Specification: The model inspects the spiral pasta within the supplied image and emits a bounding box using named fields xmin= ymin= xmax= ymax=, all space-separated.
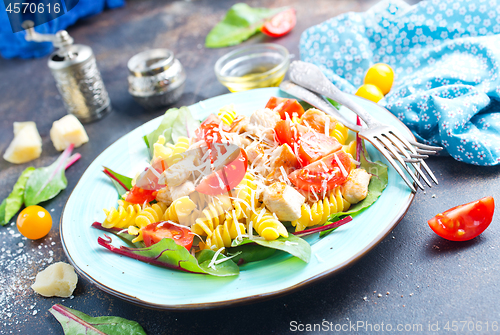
xmin=330 ymin=122 xmax=349 ymax=145
xmin=102 ymin=200 xmax=142 ymax=229
xmin=163 ymin=196 xmax=198 ymax=226
xmin=291 ymin=188 xmax=351 ymax=232
xmin=152 ymin=135 xmax=174 ymax=162
xmin=202 ymin=212 xmax=246 ymax=251
xmin=218 ymin=104 xmax=237 ymax=126
xmin=127 ymin=203 xmax=168 ymax=242
xmin=168 ymin=137 xmax=190 ymax=165
xmin=249 ymin=207 xmax=288 ymax=241
xmin=191 ymin=196 xmax=232 ymax=237
xmin=232 ymin=172 xmax=258 ymax=220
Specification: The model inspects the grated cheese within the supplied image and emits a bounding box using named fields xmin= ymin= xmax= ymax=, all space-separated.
xmin=334 ymin=153 xmax=348 ymax=178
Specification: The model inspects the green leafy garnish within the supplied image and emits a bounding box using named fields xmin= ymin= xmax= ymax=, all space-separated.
xmin=232 ymin=234 xmax=311 ymax=263
xmin=98 ymin=235 xmax=239 ymax=277
xmin=24 ymin=144 xmax=74 ymax=207
xmin=49 ymin=304 xmax=146 ymax=335
xmin=144 ymin=107 xmax=200 ymax=155
xmin=0 ymin=167 xmax=35 ymax=226
xmin=103 ymin=167 xmax=132 ymax=197
xmin=205 ymin=3 xmax=285 ymax=48
xmin=227 ymin=243 xmax=276 ymax=265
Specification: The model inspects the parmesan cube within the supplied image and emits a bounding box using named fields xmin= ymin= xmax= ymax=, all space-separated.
xmin=31 ymin=262 xmax=78 ymax=298
xmin=3 ymin=121 xmax=42 ymax=164
xmin=50 ymin=114 xmax=89 ymax=151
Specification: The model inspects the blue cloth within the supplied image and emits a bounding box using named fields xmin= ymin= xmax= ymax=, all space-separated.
xmin=300 ymin=0 xmax=500 ymax=166
xmin=0 ymin=0 xmax=124 ymax=59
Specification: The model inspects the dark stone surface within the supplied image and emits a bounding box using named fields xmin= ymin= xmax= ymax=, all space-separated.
xmin=0 ymin=0 xmax=499 ymax=334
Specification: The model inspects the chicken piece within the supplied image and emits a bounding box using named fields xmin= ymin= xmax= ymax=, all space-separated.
xmin=249 ymin=108 xmax=281 ymax=128
xmin=341 ymin=168 xmax=372 ymax=204
xmin=270 ymin=143 xmax=299 ymax=172
xmin=222 ymin=132 xmax=252 ymax=148
xmin=161 ymin=155 xmax=196 ymax=188
xmin=245 ymin=142 xmax=266 ymax=165
xmin=263 ymin=182 xmax=305 ymax=221
xmin=156 ymin=187 xmax=173 ymax=206
xmin=229 ymin=115 xmax=250 ymax=134
xmin=170 ymin=181 xmax=196 ymax=201
xmin=300 ymin=108 xmax=337 ymax=135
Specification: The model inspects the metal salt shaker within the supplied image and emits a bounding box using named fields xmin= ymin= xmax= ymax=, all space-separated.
xmin=24 ymin=22 xmax=111 ymax=123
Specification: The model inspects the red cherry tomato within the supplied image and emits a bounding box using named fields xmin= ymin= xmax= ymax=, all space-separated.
xmin=196 ymin=148 xmax=248 ymax=196
xmin=265 ymin=97 xmax=304 ymax=120
xmin=288 ymin=151 xmax=351 ymax=193
xmin=194 ymin=114 xmax=230 ymax=146
xmin=142 ymin=221 xmax=194 ymax=250
xmin=274 ymin=119 xmax=298 ymax=148
xmin=125 ymin=186 xmax=156 ymax=204
xmin=261 ymin=8 xmax=296 ymax=38
xmin=428 ymin=196 xmax=495 ymax=241
xmin=297 ymin=132 xmax=342 ymax=166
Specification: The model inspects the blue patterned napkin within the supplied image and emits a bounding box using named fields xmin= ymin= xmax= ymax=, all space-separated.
xmin=300 ymin=0 xmax=500 ymax=166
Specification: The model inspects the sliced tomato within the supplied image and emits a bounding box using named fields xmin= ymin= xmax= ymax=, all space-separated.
xmin=265 ymin=97 xmax=305 ymax=120
xmin=261 ymin=8 xmax=296 ymax=38
xmin=194 ymin=114 xmax=230 ymax=146
xmin=288 ymin=151 xmax=351 ymax=193
xmin=428 ymin=196 xmax=495 ymax=241
xmin=142 ymin=221 xmax=194 ymax=250
xmin=196 ymin=148 xmax=248 ymax=196
xmin=298 ymin=132 xmax=342 ymax=166
xmin=125 ymin=186 xmax=157 ymax=204
xmin=274 ymin=119 xmax=298 ymax=148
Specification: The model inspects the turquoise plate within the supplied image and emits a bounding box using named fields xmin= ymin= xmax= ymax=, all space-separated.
xmin=61 ymin=87 xmax=415 ymax=310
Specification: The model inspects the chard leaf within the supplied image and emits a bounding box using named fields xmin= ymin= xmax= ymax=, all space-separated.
xmin=196 ymin=249 xmax=240 ymax=276
xmin=23 ymin=145 xmax=74 ymax=207
xmin=232 ymin=234 xmax=311 ymax=263
xmin=320 ymin=151 xmax=388 ymax=237
xmin=0 ymin=167 xmax=35 ymax=226
xmin=103 ymin=167 xmax=132 ymax=197
xmin=97 ymin=235 xmax=239 ymax=276
xmin=92 ymin=222 xmax=144 ymax=248
xmin=205 ymin=3 xmax=284 ymax=48
xmin=145 ymin=107 xmax=199 ymax=156
xmin=227 ymin=243 xmax=276 ymax=265
xmin=49 ymin=304 xmax=146 ymax=335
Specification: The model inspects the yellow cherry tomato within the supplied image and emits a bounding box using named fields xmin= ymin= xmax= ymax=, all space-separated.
xmin=355 ymin=84 xmax=384 ymax=103
xmin=17 ymin=205 xmax=52 ymax=240
xmin=364 ymin=63 xmax=394 ymax=95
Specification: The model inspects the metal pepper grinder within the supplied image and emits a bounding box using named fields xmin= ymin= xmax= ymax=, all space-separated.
xmin=24 ymin=21 xmax=111 ymax=123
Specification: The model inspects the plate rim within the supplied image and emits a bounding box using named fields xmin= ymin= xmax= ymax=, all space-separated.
xmin=60 ymin=87 xmax=416 ymax=310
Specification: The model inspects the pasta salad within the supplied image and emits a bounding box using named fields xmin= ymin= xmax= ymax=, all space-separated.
xmin=93 ymin=97 xmax=387 ymax=277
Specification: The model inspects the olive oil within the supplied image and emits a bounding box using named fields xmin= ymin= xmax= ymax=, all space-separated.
xmin=223 ymin=63 xmax=286 ymax=93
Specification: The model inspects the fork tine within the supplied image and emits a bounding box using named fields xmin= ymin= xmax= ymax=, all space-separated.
xmin=407 ymin=138 xmax=443 ymax=151
xmin=384 ymin=133 xmax=432 ymax=187
xmin=365 ymin=137 xmax=417 ymax=192
xmin=415 ymin=148 xmax=439 ymax=155
xmin=376 ymin=135 xmax=424 ymax=190
xmin=388 ymin=130 xmax=439 ymax=185
xmin=408 ymin=152 xmax=429 ymax=159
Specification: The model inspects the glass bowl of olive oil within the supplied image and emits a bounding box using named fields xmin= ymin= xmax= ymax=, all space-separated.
xmin=215 ymin=43 xmax=290 ymax=93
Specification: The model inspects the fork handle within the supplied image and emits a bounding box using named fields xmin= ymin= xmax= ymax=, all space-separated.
xmin=279 ymin=81 xmax=362 ymax=132
xmin=289 ymin=61 xmax=380 ymax=127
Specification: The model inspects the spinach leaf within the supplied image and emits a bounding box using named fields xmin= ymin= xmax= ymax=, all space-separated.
xmin=49 ymin=304 xmax=146 ymax=335
xmin=23 ymin=145 xmax=74 ymax=207
xmin=0 ymin=167 xmax=35 ymax=226
xmin=196 ymin=249 xmax=241 ymax=276
xmin=227 ymin=243 xmax=276 ymax=265
xmin=103 ymin=167 xmax=132 ymax=197
xmin=92 ymin=222 xmax=144 ymax=248
xmin=320 ymin=152 xmax=388 ymax=237
xmin=98 ymin=235 xmax=239 ymax=277
xmin=232 ymin=234 xmax=311 ymax=263
xmin=205 ymin=3 xmax=284 ymax=48
xmin=145 ymin=107 xmax=200 ymax=156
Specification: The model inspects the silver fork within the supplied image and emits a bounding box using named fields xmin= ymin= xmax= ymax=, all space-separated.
xmin=282 ymin=61 xmax=443 ymax=192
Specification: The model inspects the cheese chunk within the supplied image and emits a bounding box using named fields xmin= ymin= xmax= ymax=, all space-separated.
xmin=263 ymin=182 xmax=305 ymax=221
xmin=50 ymin=114 xmax=89 ymax=151
xmin=3 ymin=121 xmax=42 ymax=164
xmin=31 ymin=262 xmax=78 ymax=298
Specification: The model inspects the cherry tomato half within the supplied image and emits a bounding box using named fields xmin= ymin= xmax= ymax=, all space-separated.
xmin=297 ymin=132 xmax=342 ymax=167
xmin=261 ymin=8 xmax=296 ymax=38
xmin=17 ymin=205 xmax=52 ymax=240
xmin=288 ymin=150 xmax=351 ymax=193
xmin=364 ymin=63 xmax=394 ymax=95
xmin=274 ymin=119 xmax=298 ymax=148
xmin=194 ymin=114 xmax=230 ymax=147
xmin=265 ymin=97 xmax=304 ymax=120
xmin=125 ymin=186 xmax=157 ymax=204
xmin=428 ymin=196 xmax=495 ymax=241
xmin=142 ymin=221 xmax=194 ymax=250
